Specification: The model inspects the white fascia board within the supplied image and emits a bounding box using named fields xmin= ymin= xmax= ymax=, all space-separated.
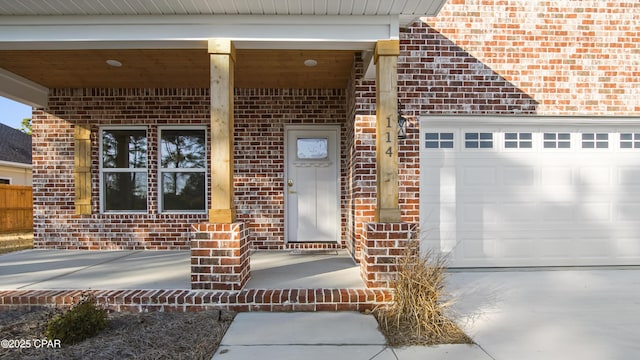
xmin=0 ymin=160 xmax=32 ymax=169
xmin=0 ymin=68 xmax=48 ymax=108
xmin=0 ymin=15 xmax=399 ymax=49
xmin=421 ymin=115 xmax=640 ymax=128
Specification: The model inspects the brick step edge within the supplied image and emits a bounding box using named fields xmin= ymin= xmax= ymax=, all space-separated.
xmin=0 ymin=288 xmax=392 ymax=312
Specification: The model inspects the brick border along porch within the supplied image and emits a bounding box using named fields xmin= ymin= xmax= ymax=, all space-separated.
xmin=0 ymin=288 xmax=391 ymax=312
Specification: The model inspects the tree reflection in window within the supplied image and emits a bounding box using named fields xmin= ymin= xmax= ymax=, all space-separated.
xmin=101 ymin=129 xmax=147 ymax=211
xmin=160 ymin=129 xmax=206 ymax=212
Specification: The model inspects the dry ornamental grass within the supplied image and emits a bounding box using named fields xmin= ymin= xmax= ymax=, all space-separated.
xmin=0 ymin=307 xmax=234 ymax=360
xmin=374 ymin=240 xmax=472 ymax=347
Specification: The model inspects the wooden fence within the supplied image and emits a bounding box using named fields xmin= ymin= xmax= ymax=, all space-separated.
xmin=0 ymin=184 xmax=33 ymax=233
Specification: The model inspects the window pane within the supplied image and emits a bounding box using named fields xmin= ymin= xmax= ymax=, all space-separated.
xmin=480 ymin=141 xmax=493 ymax=148
xmin=441 ymin=133 xmax=454 ymax=140
xmin=559 ymin=133 xmax=570 ymax=140
xmin=104 ymin=173 xmax=147 ymax=211
xmin=297 ymin=138 xmax=328 ymax=159
xmin=621 ymin=133 xmax=632 ymax=140
xmin=425 ymin=133 xmax=439 ymax=140
xmin=102 ymin=130 xmax=147 ymax=169
xmin=162 ymin=173 xmax=205 ymax=211
xmin=161 ymin=130 xmax=206 ymax=169
xmin=544 ymin=133 xmax=556 ymax=140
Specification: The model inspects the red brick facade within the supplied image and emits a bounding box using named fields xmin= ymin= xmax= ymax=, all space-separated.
xmin=424 ymin=0 xmax=640 ymax=115
xmin=33 ymin=89 xmax=210 ymax=250
xmin=191 ymin=222 xmax=250 ymax=290
xmin=234 ymin=88 xmax=347 ymax=250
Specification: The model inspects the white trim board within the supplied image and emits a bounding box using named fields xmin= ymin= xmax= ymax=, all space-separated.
xmin=421 ymin=115 xmax=640 ymax=128
xmin=0 ymin=15 xmax=399 ymax=49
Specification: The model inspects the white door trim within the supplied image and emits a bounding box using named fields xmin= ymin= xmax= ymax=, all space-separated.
xmin=284 ymin=124 xmax=341 ymax=244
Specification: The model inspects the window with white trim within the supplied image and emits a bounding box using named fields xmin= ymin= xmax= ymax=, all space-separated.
xmin=620 ymin=133 xmax=640 ymax=149
xmin=159 ymin=128 xmax=206 ymax=212
xmin=544 ymin=132 xmax=571 ymax=148
xmin=582 ymin=133 xmax=608 ymax=149
xmin=505 ymin=132 xmax=533 ymax=148
xmin=0 ymin=178 xmax=11 ymax=185
xmin=100 ymin=128 xmax=148 ymax=212
xmin=425 ymin=132 xmax=454 ymax=149
xmin=465 ymin=132 xmax=493 ymax=149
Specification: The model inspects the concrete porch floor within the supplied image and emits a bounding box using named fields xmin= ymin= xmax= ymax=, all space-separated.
xmin=0 ymin=249 xmax=364 ymax=290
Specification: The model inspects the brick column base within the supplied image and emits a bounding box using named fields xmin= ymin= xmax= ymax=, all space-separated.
xmin=360 ymin=222 xmax=418 ymax=288
xmin=190 ymin=222 xmax=250 ymax=290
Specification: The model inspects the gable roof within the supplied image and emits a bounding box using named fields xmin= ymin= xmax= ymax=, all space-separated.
xmin=0 ymin=122 xmax=31 ymax=165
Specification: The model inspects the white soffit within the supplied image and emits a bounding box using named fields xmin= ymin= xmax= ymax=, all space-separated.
xmin=0 ymin=0 xmax=446 ymax=23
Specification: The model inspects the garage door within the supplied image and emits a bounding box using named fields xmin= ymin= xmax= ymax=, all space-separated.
xmin=420 ymin=117 xmax=640 ymax=267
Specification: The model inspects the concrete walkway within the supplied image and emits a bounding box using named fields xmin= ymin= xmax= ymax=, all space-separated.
xmin=214 ymin=269 xmax=640 ymax=360
xmin=213 ymin=312 xmax=489 ymax=360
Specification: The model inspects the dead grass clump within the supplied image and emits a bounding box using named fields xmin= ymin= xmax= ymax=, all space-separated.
xmin=374 ymin=241 xmax=472 ymax=347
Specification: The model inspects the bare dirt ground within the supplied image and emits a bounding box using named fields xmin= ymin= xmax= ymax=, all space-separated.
xmin=0 ymin=233 xmax=233 ymax=359
xmin=0 ymin=307 xmax=234 ymax=360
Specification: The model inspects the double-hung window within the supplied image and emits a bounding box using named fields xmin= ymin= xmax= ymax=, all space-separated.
xmin=159 ymin=128 xmax=206 ymax=212
xmin=100 ymin=128 xmax=148 ymax=212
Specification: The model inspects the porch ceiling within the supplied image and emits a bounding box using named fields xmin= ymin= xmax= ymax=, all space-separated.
xmin=0 ymin=0 xmax=446 ymax=25
xmin=0 ymin=49 xmax=357 ymax=89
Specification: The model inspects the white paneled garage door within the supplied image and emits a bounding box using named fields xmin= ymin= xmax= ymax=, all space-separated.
xmin=420 ymin=117 xmax=640 ymax=267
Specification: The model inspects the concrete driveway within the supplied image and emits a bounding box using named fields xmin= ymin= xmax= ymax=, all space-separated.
xmin=447 ymin=269 xmax=640 ymax=360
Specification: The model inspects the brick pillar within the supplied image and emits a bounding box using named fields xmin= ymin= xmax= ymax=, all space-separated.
xmin=190 ymin=222 xmax=250 ymax=290
xmin=360 ymin=222 xmax=418 ymax=288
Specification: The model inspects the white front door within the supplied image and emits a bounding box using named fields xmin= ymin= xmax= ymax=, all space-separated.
xmin=285 ymin=126 xmax=340 ymax=243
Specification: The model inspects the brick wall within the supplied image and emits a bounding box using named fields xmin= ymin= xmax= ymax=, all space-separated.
xmin=33 ymin=88 xmax=348 ymax=250
xmin=424 ymin=0 xmax=640 ymax=115
xmin=234 ymin=88 xmax=348 ymax=250
xmin=33 ymin=88 xmax=210 ymax=250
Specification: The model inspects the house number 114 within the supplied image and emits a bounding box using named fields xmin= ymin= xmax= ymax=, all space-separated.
xmin=385 ymin=116 xmax=393 ymax=157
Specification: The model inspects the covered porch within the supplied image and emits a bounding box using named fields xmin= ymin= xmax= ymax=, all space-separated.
xmin=0 ymin=0 xmax=446 ymax=294
xmin=0 ymin=249 xmax=363 ymax=290
xmin=0 ymin=249 xmax=384 ymax=312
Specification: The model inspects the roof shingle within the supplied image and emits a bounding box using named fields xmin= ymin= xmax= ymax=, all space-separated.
xmin=0 ymin=123 xmax=32 ymax=165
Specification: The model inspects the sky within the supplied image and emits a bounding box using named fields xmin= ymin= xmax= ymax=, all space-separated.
xmin=0 ymin=96 xmax=33 ymax=130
